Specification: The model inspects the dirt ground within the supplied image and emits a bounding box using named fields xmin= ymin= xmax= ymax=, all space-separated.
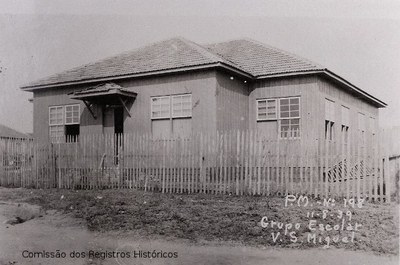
xmin=0 ymin=188 xmax=399 ymax=265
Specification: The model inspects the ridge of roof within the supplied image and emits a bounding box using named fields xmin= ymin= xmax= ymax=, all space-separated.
xmin=205 ymin=38 xmax=324 ymax=77
xmin=240 ymin=38 xmax=325 ymax=70
xmin=21 ymin=37 xmax=225 ymax=89
xmin=19 ymin=37 xmax=385 ymax=108
xmin=21 ymin=37 xmax=324 ymax=89
xmin=175 ymin=37 xmax=221 ymax=63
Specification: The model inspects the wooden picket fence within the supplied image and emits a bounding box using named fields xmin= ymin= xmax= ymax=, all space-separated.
xmin=0 ymin=130 xmax=397 ymax=202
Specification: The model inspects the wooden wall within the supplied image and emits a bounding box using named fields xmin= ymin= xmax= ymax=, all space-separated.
xmin=249 ymin=76 xmax=320 ymax=148
xmin=215 ymin=72 xmax=250 ymax=132
xmin=32 ymin=70 xmax=382 ymax=148
xmin=316 ymin=76 xmax=379 ymax=148
xmin=33 ymin=70 xmax=222 ymax=142
xmin=33 ymin=70 xmax=219 ymax=142
xmin=119 ymin=70 xmax=217 ymax=136
xmin=33 ymin=85 xmax=104 ymax=143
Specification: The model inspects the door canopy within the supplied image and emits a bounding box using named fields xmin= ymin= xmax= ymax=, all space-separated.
xmin=70 ymin=82 xmax=137 ymax=118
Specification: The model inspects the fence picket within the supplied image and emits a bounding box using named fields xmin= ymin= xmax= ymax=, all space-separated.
xmin=0 ymin=129 xmax=396 ymax=204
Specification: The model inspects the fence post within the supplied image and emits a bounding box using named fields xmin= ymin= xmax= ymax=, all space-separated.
xmin=384 ymin=145 xmax=391 ymax=203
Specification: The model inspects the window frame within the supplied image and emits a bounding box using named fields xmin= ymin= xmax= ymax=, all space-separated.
xmin=340 ymin=105 xmax=350 ymax=144
xmin=151 ymin=94 xmax=193 ymax=139
xmin=48 ymin=104 xmax=81 ymax=143
xmin=325 ymin=120 xmax=335 ymax=141
xmin=151 ymin=94 xmax=193 ymax=120
xmin=49 ymin=106 xmax=64 ymax=126
xmin=279 ymin=117 xmax=300 ymax=139
xmin=278 ymin=97 xmax=301 ymax=139
xmin=341 ymin=105 xmax=350 ymax=126
xmin=256 ymin=98 xmax=278 ymax=121
xmin=171 ymin=94 xmax=192 ymax=118
xmin=325 ymin=98 xmax=335 ymax=122
xmin=151 ymin=95 xmax=171 ymax=120
xmin=278 ymin=97 xmax=300 ymax=120
xmin=323 ymin=99 xmax=336 ymax=141
xmin=64 ymin=104 xmax=80 ymax=125
xmin=49 ymin=125 xmax=64 ymax=143
xmin=341 ymin=124 xmax=349 ymax=144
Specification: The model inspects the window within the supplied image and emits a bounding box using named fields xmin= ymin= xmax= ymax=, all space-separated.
xmin=279 ymin=97 xmax=300 ymax=119
xmin=65 ymin=105 xmax=80 ymax=124
xmin=172 ymin=94 xmax=192 ymax=118
xmin=324 ymin=99 xmax=335 ymax=140
xmin=280 ymin=118 xmax=300 ymax=138
xmin=151 ymin=96 xmax=170 ymax=119
xmin=49 ymin=125 xmax=64 ymax=143
xmin=279 ymin=97 xmax=300 ymax=138
xmin=325 ymin=120 xmax=334 ymax=140
xmin=151 ymin=94 xmax=192 ymax=138
xmin=341 ymin=106 xmax=350 ymax=144
xmin=341 ymin=125 xmax=349 ymax=144
xmin=151 ymin=94 xmax=192 ymax=119
xmin=256 ymin=96 xmax=300 ymax=139
xmin=49 ymin=106 xmax=64 ymax=143
xmin=49 ymin=106 xmax=64 ymax=126
xmin=325 ymin=99 xmax=335 ymax=122
xmin=257 ymin=99 xmax=277 ymax=120
xmin=49 ymin=104 xmax=80 ymax=143
xmin=341 ymin=106 xmax=349 ymax=126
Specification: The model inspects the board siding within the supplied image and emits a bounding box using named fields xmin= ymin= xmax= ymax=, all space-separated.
xmin=120 ymin=70 xmax=217 ymax=136
xmin=33 ymin=70 xmax=218 ymax=142
xmin=249 ymin=76 xmax=320 ymax=151
xmin=317 ymin=77 xmax=379 ymax=151
xmin=32 ymin=70 xmax=381 ymax=150
xmin=33 ymin=86 xmax=103 ymax=143
xmin=215 ymin=72 xmax=250 ymax=132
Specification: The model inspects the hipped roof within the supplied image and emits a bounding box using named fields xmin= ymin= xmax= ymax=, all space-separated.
xmin=21 ymin=37 xmax=386 ymax=108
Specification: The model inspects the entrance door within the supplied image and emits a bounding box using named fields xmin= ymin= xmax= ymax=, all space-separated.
xmin=103 ymin=107 xmax=124 ymax=134
xmin=114 ymin=107 xmax=124 ymax=134
xmin=103 ymin=107 xmax=124 ymax=165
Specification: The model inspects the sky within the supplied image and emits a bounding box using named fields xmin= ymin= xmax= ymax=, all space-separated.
xmin=0 ymin=0 xmax=399 ymax=134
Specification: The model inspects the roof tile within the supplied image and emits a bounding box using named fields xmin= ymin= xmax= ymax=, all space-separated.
xmin=23 ymin=37 xmax=324 ymax=88
xmin=205 ymin=39 xmax=323 ymax=77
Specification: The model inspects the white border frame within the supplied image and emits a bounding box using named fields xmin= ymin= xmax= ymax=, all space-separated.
xmin=278 ymin=96 xmax=301 ymax=139
xmin=64 ymin=104 xmax=80 ymax=125
xmin=48 ymin=105 xmax=64 ymax=126
xmin=278 ymin=96 xmax=300 ymax=120
xmin=172 ymin=94 xmax=192 ymax=118
xmin=341 ymin=105 xmax=350 ymax=126
xmin=150 ymin=95 xmax=171 ymax=120
xmin=256 ymin=98 xmax=278 ymax=121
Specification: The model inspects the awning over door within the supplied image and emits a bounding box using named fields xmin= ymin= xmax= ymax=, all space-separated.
xmin=70 ymin=82 xmax=137 ymax=118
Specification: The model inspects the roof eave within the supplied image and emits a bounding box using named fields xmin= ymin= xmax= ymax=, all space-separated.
xmin=321 ymin=70 xmax=387 ymax=108
xmin=20 ymin=63 xmax=252 ymax=91
xmin=256 ymin=70 xmax=325 ymax=79
xmin=256 ymin=69 xmax=386 ymax=108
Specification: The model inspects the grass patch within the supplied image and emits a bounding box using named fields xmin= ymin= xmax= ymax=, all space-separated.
xmin=0 ymin=187 xmax=398 ymax=255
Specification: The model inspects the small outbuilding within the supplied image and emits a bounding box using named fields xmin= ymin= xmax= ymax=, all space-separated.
xmin=0 ymin=124 xmax=31 ymax=140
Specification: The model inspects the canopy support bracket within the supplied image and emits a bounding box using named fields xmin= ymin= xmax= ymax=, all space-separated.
xmin=118 ymin=96 xmax=131 ymax=117
xmin=83 ymin=100 xmax=97 ymax=119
